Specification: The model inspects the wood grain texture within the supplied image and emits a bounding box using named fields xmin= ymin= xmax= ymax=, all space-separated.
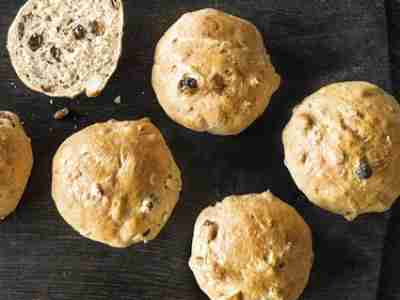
xmin=0 ymin=0 xmax=394 ymax=299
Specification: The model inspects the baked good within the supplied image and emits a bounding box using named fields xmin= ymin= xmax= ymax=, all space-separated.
xmin=189 ymin=191 xmax=313 ymax=300
xmin=283 ymin=81 xmax=400 ymax=220
xmin=0 ymin=111 xmax=33 ymax=219
xmin=152 ymin=8 xmax=281 ymax=135
xmin=7 ymin=0 xmax=124 ymax=98
xmin=52 ymin=118 xmax=182 ymax=247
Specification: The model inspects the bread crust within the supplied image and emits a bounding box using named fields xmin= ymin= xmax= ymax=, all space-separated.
xmin=152 ymin=8 xmax=280 ymax=135
xmin=0 ymin=112 xmax=33 ymax=219
xmin=283 ymin=81 xmax=400 ymax=220
xmin=7 ymin=0 xmax=124 ymax=98
xmin=189 ymin=191 xmax=313 ymax=300
xmin=52 ymin=119 xmax=182 ymax=247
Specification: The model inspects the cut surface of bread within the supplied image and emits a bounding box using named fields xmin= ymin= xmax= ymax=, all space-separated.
xmin=7 ymin=0 xmax=124 ymax=98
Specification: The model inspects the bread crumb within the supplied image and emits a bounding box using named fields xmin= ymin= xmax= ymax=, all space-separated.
xmin=114 ymin=96 xmax=121 ymax=104
xmin=54 ymin=108 xmax=70 ymax=120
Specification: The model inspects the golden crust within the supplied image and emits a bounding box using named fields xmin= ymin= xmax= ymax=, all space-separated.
xmin=283 ymin=81 xmax=400 ymax=220
xmin=0 ymin=111 xmax=33 ymax=219
xmin=51 ymin=118 xmax=182 ymax=247
xmin=189 ymin=191 xmax=313 ymax=300
xmin=152 ymin=8 xmax=280 ymax=135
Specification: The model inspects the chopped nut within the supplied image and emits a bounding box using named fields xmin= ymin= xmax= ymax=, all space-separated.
xmin=211 ymin=74 xmax=226 ymax=94
xmin=54 ymin=108 xmax=70 ymax=120
xmin=89 ymin=20 xmax=105 ymax=36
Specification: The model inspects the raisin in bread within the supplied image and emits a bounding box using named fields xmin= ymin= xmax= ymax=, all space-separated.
xmin=283 ymin=82 xmax=400 ymax=220
xmin=7 ymin=0 xmax=123 ymax=98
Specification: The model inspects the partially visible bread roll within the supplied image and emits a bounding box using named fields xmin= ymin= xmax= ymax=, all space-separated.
xmin=7 ymin=0 xmax=124 ymax=98
xmin=52 ymin=119 xmax=182 ymax=247
xmin=152 ymin=8 xmax=281 ymax=135
xmin=189 ymin=191 xmax=313 ymax=300
xmin=0 ymin=112 xmax=33 ymax=219
xmin=283 ymin=82 xmax=400 ymax=220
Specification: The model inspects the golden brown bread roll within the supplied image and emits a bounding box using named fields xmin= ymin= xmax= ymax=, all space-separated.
xmin=0 ymin=111 xmax=33 ymax=219
xmin=189 ymin=191 xmax=313 ymax=300
xmin=152 ymin=8 xmax=281 ymax=135
xmin=283 ymin=81 xmax=400 ymax=220
xmin=52 ymin=118 xmax=182 ymax=247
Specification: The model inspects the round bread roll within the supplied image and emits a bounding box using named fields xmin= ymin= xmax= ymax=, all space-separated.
xmin=52 ymin=119 xmax=182 ymax=247
xmin=152 ymin=8 xmax=281 ymax=135
xmin=283 ymin=81 xmax=400 ymax=220
xmin=189 ymin=191 xmax=313 ymax=300
xmin=0 ymin=111 xmax=33 ymax=219
xmin=7 ymin=0 xmax=124 ymax=98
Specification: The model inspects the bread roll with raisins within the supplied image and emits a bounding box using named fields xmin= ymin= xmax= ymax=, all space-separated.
xmin=189 ymin=191 xmax=313 ymax=300
xmin=152 ymin=8 xmax=280 ymax=135
xmin=0 ymin=112 xmax=33 ymax=219
xmin=283 ymin=82 xmax=400 ymax=220
xmin=7 ymin=0 xmax=123 ymax=98
xmin=52 ymin=119 xmax=182 ymax=247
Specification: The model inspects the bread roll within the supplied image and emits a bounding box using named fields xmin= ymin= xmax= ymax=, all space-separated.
xmin=52 ymin=119 xmax=182 ymax=247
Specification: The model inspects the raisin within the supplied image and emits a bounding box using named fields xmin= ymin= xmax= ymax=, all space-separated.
xmin=89 ymin=20 xmax=105 ymax=36
xmin=111 ymin=0 xmax=120 ymax=9
xmin=178 ymin=77 xmax=198 ymax=93
xmin=73 ymin=25 xmax=86 ymax=40
xmin=50 ymin=46 xmax=61 ymax=62
xmin=28 ymin=33 xmax=43 ymax=51
xmin=18 ymin=22 xmax=25 ymax=40
xmin=356 ymin=159 xmax=373 ymax=180
xmin=143 ymin=229 xmax=151 ymax=237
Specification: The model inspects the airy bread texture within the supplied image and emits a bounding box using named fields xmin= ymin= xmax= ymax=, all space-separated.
xmin=283 ymin=81 xmax=400 ymax=220
xmin=7 ymin=0 xmax=124 ymax=98
xmin=189 ymin=191 xmax=313 ymax=300
xmin=152 ymin=8 xmax=281 ymax=135
xmin=52 ymin=119 xmax=182 ymax=247
xmin=0 ymin=112 xmax=33 ymax=219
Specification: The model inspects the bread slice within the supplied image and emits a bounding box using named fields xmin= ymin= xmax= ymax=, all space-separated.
xmin=7 ymin=0 xmax=124 ymax=98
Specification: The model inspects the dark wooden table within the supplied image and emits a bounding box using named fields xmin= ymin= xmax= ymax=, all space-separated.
xmin=0 ymin=0 xmax=398 ymax=299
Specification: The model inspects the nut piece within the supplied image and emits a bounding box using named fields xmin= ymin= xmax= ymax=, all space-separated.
xmin=54 ymin=108 xmax=70 ymax=120
xmin=90 ymin=20 xmax=105 ymax=36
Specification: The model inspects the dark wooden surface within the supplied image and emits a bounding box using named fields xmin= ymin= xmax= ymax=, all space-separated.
xmin=0 ymin=0 xmax=397 ymax=299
